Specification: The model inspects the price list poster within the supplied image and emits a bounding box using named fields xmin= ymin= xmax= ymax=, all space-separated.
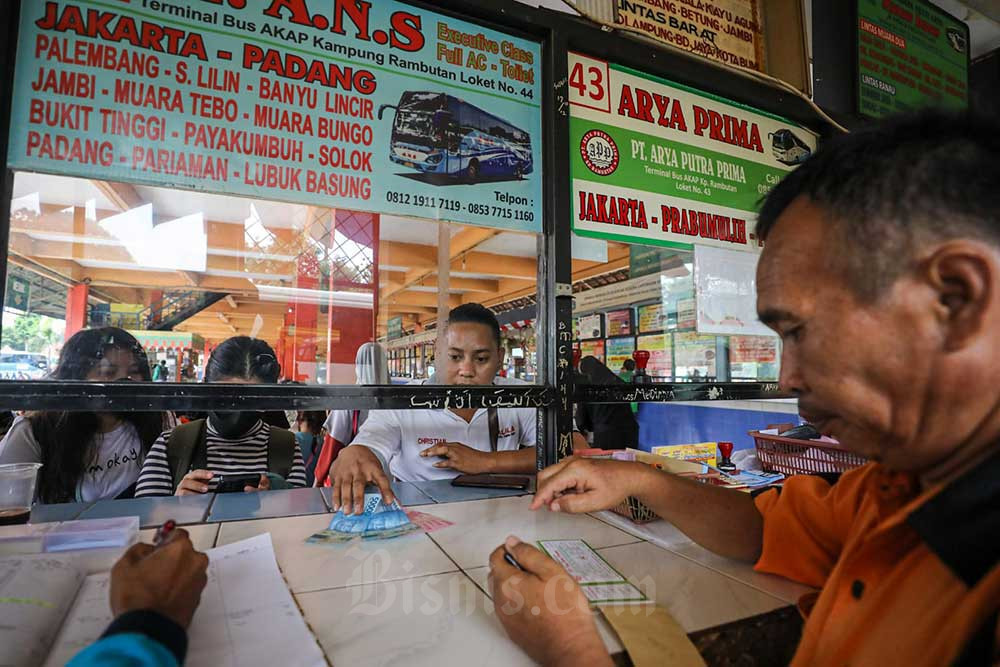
xmin=8 ymin=0 xmax=544 ymax=233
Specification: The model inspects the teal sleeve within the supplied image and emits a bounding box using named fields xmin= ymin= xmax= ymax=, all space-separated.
xmin=66 ymin=633 xmax=179 ymax=667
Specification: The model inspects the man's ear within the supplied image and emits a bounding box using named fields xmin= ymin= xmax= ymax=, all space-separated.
xmin=923 ymin=241 xmax=995 ymax=351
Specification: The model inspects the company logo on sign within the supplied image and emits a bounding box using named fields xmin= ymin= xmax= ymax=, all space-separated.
xmin=580 ymin=129 xmax=619 ymax=176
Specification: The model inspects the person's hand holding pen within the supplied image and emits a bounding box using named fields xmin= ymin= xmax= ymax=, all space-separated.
xmin=109 ymin=521 xmax=209 ymax=629
xmin=488 ymin=536 xmax=611 ymax=667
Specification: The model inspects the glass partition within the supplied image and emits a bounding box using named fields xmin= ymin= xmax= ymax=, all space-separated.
xmin=6 ymin=172 xmax=543 ymax=386
xmin=570 ymin=243 xmax=780 ymax=384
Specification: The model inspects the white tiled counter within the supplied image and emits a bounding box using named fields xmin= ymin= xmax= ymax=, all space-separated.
xmin=180 ymin=495 xmax=807 ymax=666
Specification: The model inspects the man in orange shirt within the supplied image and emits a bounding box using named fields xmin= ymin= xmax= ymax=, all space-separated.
xmin=489 ymin=110 xmax=1000 ymax=667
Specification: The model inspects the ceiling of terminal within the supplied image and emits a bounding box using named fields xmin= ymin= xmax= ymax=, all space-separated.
xmin=10 ymin=172 xmax=629 ymax=345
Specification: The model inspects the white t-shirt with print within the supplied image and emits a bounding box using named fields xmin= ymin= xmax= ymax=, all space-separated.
xmin=0 ymin=417 xmax=143 ymax=502
xmin=348 ymin=377 xmax=537 ymax=482
xmin=82 ymin=422 xmax=143 ymax=502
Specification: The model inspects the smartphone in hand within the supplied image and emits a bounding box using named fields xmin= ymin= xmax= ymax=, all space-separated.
xmin=215 ymin=473 xmax=261 ymax=493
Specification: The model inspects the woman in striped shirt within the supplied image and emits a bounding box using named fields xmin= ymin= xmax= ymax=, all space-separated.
xmin=135 ymin=337 xmax=307 ymax=496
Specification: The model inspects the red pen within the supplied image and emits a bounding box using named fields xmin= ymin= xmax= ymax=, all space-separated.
xmin=153 ymin=519 xmax=176 ymax=548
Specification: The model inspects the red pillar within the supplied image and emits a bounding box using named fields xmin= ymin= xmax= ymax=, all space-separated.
xmin=279 ymin=307 xmax=295 ymax=381
xmin=65 ymin=284 xmax=89 ymax=341
xmin=147 ymin=289 xmax=164 ymax=326
xmin=324 ymin=210 xmax=378 ymax=383
xmin=291 ymin=254 xmax=319 ymax=382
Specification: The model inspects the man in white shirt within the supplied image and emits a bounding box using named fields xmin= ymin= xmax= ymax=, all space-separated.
xmin=330 ymin=304 xmax=536 ymax=514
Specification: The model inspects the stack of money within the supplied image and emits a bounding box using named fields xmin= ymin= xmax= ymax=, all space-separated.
xmin=308 ymin=486 xmax=418 ymax=544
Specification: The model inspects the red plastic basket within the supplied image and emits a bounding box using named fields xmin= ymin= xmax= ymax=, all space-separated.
xmin=749 ymin=430 xmax=867 ymax=476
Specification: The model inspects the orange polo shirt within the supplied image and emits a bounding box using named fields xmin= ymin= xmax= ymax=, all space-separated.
xmin=753 ymin=455 xmax=1000 ymax=666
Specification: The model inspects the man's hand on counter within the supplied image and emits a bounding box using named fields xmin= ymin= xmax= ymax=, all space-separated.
xmin=533 ymin=456 xmax=765 ymax=562
xmin=420 ymin=441 xmax=494 ymax=474
xmin=530 ymin=457 xmax=655 ymax=514
xmin=489 ymin=535 xmax=612 ymax=667
xmin=330 ymin=445 xmax=395 ymax=514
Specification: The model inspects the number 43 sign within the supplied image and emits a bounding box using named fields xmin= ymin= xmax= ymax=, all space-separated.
xmin=568 ymin=54 xmax=612 ymax=113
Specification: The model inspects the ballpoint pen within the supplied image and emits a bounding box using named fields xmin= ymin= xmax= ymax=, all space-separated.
xmin=153 ymin=519 xmax=176 ymax=548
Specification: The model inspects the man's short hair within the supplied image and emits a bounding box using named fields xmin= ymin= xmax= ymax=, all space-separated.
xmin=756 ymin=110 xmax=1000 ymax=301
xmin=446 ymin=303 xmax=502 ymax=348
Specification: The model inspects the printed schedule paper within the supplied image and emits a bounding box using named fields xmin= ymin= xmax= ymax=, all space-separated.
xmin=0 ymin=534 xmax=324 ymax=667
xmin=538 ymin=539 xmax=647 ymax=604
xmin=45 ymin=533 xmax=326 ymax=667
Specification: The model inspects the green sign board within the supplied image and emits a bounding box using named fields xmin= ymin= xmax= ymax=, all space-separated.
xmin=387 ymin=316 xmax=404 ymax=341
xmin=568 ymin=53 xmax=817 ymax=253
xmin=856 ymin=0 xmax=968 ymax=118
xmin=5 ymin=275 xmax=30 ymax=311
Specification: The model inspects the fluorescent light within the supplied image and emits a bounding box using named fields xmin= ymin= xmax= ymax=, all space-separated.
xmin=254 ymin=284 xmax=373 ymax=307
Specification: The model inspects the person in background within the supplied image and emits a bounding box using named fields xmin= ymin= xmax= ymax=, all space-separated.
xmin=313 ymin=342 xmax=388 ymax=487
xmin=331 ymin=304 xmax=536 ymax=512
xmin=152 ymin=360 xmax=169 ymax=382
xmin=278 ymin=378 xmax=306 ymax=439
xmin=574 ymin=356 xmax=639 ymax=450
xmin=618 ymin=358 xmax=635 ymax=382
xmin=68 ymin=528 xmax=209 ymax=667
xmin=293 ymin=410 xmax=326 ymax=487
xmin=135 ymin=337 xmax=307 ymax=496
xmin=0 ymin=328 xmax=164 ymax=503
xmin=489 ymin=110 xmax=1000 ymax=667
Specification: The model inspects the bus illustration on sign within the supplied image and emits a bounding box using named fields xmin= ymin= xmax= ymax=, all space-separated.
xmin=378 ymin=91 xmax=533 ymax=183
xmin=768 ymin=129 xmax=812 ymax=166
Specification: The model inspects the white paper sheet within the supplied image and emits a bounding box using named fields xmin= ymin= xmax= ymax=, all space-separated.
xmin=44 ymin=534 xmax=326 ymax=667
xmin=694 ymin=244 xmax=776 ymax=336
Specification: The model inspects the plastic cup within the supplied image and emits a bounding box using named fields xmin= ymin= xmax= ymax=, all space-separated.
xmin=0 ymin=463 xmax=42 ymax=525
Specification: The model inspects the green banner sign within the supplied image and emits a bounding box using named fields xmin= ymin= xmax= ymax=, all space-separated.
xmin=5 ymin=275 xmax=30 ymax=312
xmin=856 ymin=0 xmax=968 ymax=118
xmin=387 ymin=316 xmax=404 ymax=340
xmin=568 ymin=53 xmax=817 ymax=252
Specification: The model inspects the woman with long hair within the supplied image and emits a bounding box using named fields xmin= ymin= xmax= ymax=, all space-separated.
xmin=135 ymin=336 xmax=307 ymax=496
xmin=0 ymin=327 xmax=164 ymax=503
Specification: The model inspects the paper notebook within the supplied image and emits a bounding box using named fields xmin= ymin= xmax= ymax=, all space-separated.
xmin=0 ymin=534 xmax=325 ymax=667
